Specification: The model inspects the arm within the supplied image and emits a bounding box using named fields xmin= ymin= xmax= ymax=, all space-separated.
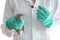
xmin=3 ymin=0 xmax=14 ymax=23
xmin=1 ymin=0 xmax=14 ymax=37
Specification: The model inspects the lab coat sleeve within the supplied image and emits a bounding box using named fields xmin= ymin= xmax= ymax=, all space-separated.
xmin=3 ymin=0 xmax=14 ymax=23
xmin=1 ymin=0 xmax=14 ymax=37
xmin=3 ymin=0 xmax=21 ymax=23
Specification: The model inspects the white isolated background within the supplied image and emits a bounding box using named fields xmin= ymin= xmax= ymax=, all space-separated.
xmin=0 ymin=0 xmax=60 ymax=40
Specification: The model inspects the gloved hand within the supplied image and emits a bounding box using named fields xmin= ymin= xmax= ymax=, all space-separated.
xmin=36 ymin=5 xmax=53 ymax=28
xmin=5 ymin=16 xmax=25 ymax=30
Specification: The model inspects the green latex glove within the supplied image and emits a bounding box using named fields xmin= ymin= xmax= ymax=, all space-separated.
xmin=36 ymin=5 xmax=53 ymax=28
xmin=5 ymin=16 xmax=25 ymax=30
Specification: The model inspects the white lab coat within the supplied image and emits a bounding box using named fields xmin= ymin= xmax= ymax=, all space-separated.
xmin=1 ymin=0 xmax=58 ymax=40
xmin=1 ymin=0 xmax=32 ymax=40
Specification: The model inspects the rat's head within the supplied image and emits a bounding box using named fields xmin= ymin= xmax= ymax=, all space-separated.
xmin=15 ymin=14 xmax=25 ymax=20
